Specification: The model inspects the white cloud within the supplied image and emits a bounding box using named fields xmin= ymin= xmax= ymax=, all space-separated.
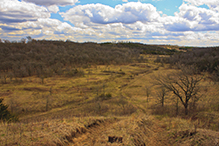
xmin=59 ymin=2 xmax=170 ymax=42
xmin=47 ymin=5 xmax=59 ymax=13
xmin=60 ymin=2 xmax=161 ymax=27
xmin=178 ymin=3 xmax=218 ymax=21
xmin=184 ymin=0 xmax=219 ymax=12
xmin=183 ymin=0 xmax=219 ymax=7
xmin=0 ymin=0 xmax=83 ymax=41
xmin=37 ymin=18 xmax=81 ymax=33
xmin=0 ymin=17 xmax=86 ymax=41
xmin=0 ymin=0 xmax=50 ymax=23
xmin=162 ymin=3 xmax=219 ymax=31
xmin=22 ymin=0 xmax=78 ymax=6
xmin=179 ymin=31 xmax=219 ymax=46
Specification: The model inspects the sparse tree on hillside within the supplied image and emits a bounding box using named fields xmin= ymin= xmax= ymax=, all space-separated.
xmin=3 ymin=73 xmax=7 ymax=84
xmin=26 ymin=36 xmax=32 ymax=43
xmin=154 ymin=66 xmax=204 ymax=115
xmin=145 ymin=85 xmax=151 ymax=102
xmin=212 ymin=65 xmax=219 ymax=83
xmin=156 ymin=87 xmax=168 ymax=107
xmin=20 ymin=38 xmax=26 ymax=44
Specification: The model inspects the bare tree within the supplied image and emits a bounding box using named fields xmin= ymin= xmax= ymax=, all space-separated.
xmin=20 ymin=38 xmax=26 ymax=44
xmin=26 ymin=36 xmax=32 ymax=43
xmin=145 ymin=85 xmax=151 ymax=102
xmin=1 ymin=73 xmax=7 ymax=84
xmin=156 ymin=87 xmax=168 ymax=107
xmin=154 ymin=67 xmax=204 ymax=115
xmin=212 ymin=65 xmax=219 ymax=83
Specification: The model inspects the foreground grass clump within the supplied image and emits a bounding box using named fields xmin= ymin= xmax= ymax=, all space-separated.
xmin=0 ymin=116 xmax=114 ymax=146
xmin=157 ymin=116 xmax=219 ymax=146
xmin=1 ymin=113 xmax=218 ymax=146
xmin=0 ymin=114 xmax=166 ymax=146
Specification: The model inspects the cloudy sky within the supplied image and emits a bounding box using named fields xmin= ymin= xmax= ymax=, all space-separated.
xmin=0 ymin=0 xmax=219 ymax=46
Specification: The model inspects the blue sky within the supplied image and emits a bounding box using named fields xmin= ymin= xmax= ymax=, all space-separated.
xmin=1 ymin=0 xmax=219 ymax=46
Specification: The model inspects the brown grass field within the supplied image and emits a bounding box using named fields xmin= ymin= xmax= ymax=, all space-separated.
xmin=0 ymin=55 xmax=219 ymax=146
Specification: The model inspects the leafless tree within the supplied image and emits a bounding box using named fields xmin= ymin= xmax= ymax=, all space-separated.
xmin=156 ymin=87 xmax=168 ymax=107
xmin=154 ymin=66 xmax=204 ymax=115
xmin=212 ymin=65 xmax=219 ymax=83
xmin=145 ymin=85 xmax=151 ymax=102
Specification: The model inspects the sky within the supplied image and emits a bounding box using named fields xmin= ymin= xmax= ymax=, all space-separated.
xmin=0 ymin=0 xmax=219 ymax=46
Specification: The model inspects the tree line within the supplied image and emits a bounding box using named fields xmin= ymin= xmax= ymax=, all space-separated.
xmin=0 ymin=40 xmax=141 ymax=79
xmin=156 ymin=47 xmax=219 ymax=81
xmin=0 ymin=39 xmax=183 ymax=80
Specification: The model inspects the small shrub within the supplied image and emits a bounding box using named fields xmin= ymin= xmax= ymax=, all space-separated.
xmin=106 ymin=93 xmax=112 ymax=98
xmin=95 ymin=93 xmax=112 ymax=101
xmin=0 ymin=98 xmax=18 ymax=122
xmin=65 ymin=69 xmax=84 ymax=77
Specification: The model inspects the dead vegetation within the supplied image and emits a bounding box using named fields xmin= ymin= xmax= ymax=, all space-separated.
xmin=0 ymin=42 xmax=219 ymax=145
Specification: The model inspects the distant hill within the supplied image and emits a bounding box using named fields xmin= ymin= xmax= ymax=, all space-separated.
xmin=0 ymin=40 xmax=180 ymax=78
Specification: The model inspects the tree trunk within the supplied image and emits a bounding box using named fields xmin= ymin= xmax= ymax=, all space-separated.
xmin=176 ymin=98 xmax=179 ymax=116
xmin=184 ymin=104 xmax=188 ymax=115
xmin=46 ymin=95 xmax=49 ymax=111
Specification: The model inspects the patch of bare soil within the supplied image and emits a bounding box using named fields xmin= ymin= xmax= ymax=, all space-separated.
xmin=23 ymin=87 xmax=49 ymax=92
xmin=67 ymin=115 xmax=168 ymax=146
xmin=70 ymin=118 xmax=122 ymax=146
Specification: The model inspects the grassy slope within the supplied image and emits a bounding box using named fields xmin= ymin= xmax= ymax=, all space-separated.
xmin=0 ymin=55 xmax=219 ymax=145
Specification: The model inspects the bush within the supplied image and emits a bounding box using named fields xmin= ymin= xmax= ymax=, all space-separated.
xmin=65 ymin=69 xmax=84 ymax=77
xmin=0 ymin=98 xmax=18 ymax=122
xmin=95 ymin=93 xmax=112 ymax=101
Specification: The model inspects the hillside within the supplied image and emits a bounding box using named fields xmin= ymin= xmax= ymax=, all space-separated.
xmin=0 ymin=40 xmax=218 ymax=146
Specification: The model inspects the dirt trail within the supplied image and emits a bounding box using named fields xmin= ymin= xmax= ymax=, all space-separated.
xmin=71 ymin=118 xmax=122 ymax=146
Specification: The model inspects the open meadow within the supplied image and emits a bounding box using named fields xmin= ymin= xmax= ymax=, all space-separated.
xmin=0 ymin=41 xmax=219 ymax=145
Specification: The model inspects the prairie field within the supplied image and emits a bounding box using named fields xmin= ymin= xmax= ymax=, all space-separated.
xmin=0 ymin=41 xmax=219 ymax=145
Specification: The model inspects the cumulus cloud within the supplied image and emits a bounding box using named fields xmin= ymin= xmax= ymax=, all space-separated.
xmin=178 ymin=3 xmax=218 ymax=21
xmin=60 ymin=2 xmax=161 ymax=27
xmin=162 ymin=3 xmax=219 ymax=31
xmin=0 ymin=0 xmax=82 ymax=41
xmin=0 ymin=17 xmax=86 ymax=41
xmin=0 ymin=0 xmax=50 ymax=23
xmin=60 ymin=2 xmax=219 ymax=34
xmin=22 ymin=0 xmax=78 ymax=6
xmin=59 ymin=2 xmax=172 ymax=42
xmin=37 ymin=18 xmax=81 ymax=33
xmin=184 ymin=0 xmax=219 ymax=7
xmin=184 ymin=0 xmax=219 ymax=12
xmin=47 ymin=5 xmax=59 ymax=13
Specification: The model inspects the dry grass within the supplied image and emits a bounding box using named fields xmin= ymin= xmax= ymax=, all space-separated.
xmin=0 ymin=62 xmax=156 ymax=119
xmin=0 ymin=56 xmax=219 ymax=145
xmin=0 ymin=116 xmax=116 ymax=146
xmin=1 ymin=107 xmax=218 ymax=146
